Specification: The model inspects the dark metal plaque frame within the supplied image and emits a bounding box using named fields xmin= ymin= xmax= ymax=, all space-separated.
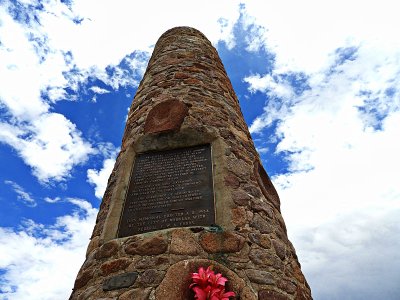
xmin=117 ymin=144 xmax=215 ymax=237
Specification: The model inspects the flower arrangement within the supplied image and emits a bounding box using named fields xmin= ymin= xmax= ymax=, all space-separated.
xmin=190 ymin=266 xmax=236 ymax=300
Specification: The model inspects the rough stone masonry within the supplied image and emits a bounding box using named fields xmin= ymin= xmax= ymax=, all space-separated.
xmin=70 ymin=27 xmax=312 ymax=300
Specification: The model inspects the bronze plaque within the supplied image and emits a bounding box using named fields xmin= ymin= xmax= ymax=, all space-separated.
xmin=118 ymin=144 xmax=215 ymax=237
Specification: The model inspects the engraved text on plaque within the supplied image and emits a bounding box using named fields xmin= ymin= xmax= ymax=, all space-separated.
xmin=118 ymin=144 xmax=215 ymax=237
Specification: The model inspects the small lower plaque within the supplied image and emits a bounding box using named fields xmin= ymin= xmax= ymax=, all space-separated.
xmin=118 ymin=144 xmax=215 ymax=237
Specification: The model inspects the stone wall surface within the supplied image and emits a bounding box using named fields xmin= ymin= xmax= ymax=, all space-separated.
xmin=70 ymin=27 xmax=312 ymax=300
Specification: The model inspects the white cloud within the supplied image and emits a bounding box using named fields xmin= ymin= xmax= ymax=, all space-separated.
xmin=244 ymin=74 xmax=294 ymax=98
xmin=267 ymin=76 xmax=400 ymax=298
xmin=54 ymin=0 xmax=241 ymax=69
xmin=263 ymin=60 xmax=400 ymax=297
xmin=0 ymin=114 xmax=95 ymax=182
xmin=0 ymin=0 xmax=243 ymax=185
xmin=4 ymin=180 xmax=36 ymax=207
xmin=89 ymin=86 xmax=110 ymax=103
xmin=0 ymin=4 xmax=95 ymax=183
xmin=291 ymin=208 xmax=400 ymax=299
xmin=89 ymin=86 xmax=110 ymax=94
xmin=240 ymin=2 xmax=400 ymax=298
xmin=86 ymin=142 xmax=118 ymax=199
xmin=247 ymin=38 xmax=400 ymax=135
xmin=255 ymin=146 xmax=269 ymax=154
xmin=87 ymin=157 xmax=116 ymax=199
xmin=243 ymin=0 xmax=400 ymax=74
xmin=44 ymin=196 xmax=61 ymax=203
xmin=0 ymin=8 xmax=51 ymax=120
xmin=0 ymin=198 xmax=97 ymax=300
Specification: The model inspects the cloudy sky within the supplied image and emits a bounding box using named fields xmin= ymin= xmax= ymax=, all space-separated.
xmin=0 ymin=0 xmax=399 ymax=299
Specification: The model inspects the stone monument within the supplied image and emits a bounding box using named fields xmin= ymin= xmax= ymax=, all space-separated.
xmin=70 ymin=27 xmax=312 ymax=300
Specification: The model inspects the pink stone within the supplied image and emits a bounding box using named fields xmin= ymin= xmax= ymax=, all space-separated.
xmin=199 ymin=231 xmax=245 ymax=253
xmin=137 ymin=269 xmax=165 ymax=286
xmin=224 ymin=172 xmax=240 ymax=189
xmin=170 ymin=229 xmax=199 ymax=255
xmin=174 ymin=72 xmax=190 ymax=79
xmin=125 ymin=235 xmax=168 ymax=256
xmin=231 ymin=189 xmax=252 ymax=206
xmin=231 ymin=207 xmax=247 ymax=227
xmin=95 ymin=240 xmax=119 ymax=259
xmin=100 ymin=258 xmax=131 ymax=276
xmin=144 ymin=99 xmax=188 ymax=134
xmin=278 ymin=279 xmax=297 ymax=295
xmin=273 ymin=239 xmax=287 ymax=260
xmin=74 ymin=268 xmax=94 ymax=290
xmin=251 ymin=213 xmax=274 ymax=234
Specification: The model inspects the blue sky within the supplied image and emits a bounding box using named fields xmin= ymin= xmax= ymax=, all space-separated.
xmin=0 ymin=0 xmax=399 ymax=299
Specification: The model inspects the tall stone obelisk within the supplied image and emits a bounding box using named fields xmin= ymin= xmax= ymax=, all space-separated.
xmin=70 ymin=27 xmax=312 ymax=300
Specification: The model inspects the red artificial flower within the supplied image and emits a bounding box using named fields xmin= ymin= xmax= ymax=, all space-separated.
xmin=211 ymin=288 xmax=236 ymax=300
xmin=208 ymin=272 xmax=228 ymax=288
xmin=190 ymin=266 xmax=235 ymax=300
xmin=192 ymin=286 xmax=210 ymax=300
xmin=190 ymin=266 xmax=213 ymax=288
